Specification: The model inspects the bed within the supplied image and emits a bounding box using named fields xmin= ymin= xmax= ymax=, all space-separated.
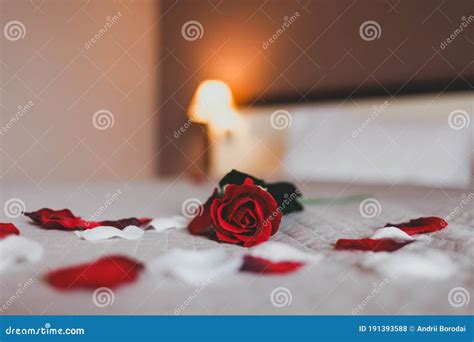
xmin=1 ymin=180 xmax=472 ymax=315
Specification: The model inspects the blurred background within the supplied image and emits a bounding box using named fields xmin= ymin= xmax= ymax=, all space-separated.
xmin=1 ymin=0 xmax=473 ymax=189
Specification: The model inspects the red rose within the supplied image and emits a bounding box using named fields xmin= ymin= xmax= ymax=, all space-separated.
xmin=210 ymin=178 xmax=282 ymax=247
xmin=187 ymin=171 xmax=299 ymax=247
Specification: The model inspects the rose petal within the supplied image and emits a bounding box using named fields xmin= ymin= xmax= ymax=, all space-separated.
xmin=74 ymin=225 xmax=144 ymax=241
xmin=24 ymin=208 xmax=75 ymax=222
xmin=46 ymin=255 xmax=143 ymax=290
xmin=146 ymin=249 xmax=243 ymax=286
xmin=240 ymin=255 xmax=303 ymax=274
xmin=215 ymin=200 xmax=251 ymax=234
xmin=25 ymin=208 xmax=151 ymax=231
xmin=188 ymin=189 xmax=218 ymax=235
xmin=371 ymin=227 xmax=416 ymax=241
xmin=385 ymin=217 xmax=448 ymax=235
xmin=362 ymin=250 xmax=457 ymax=279
xmin=248 ymin=241 xmax=323 ymax=263
xmin=335 ymin=238 xmax=412 ymax=252
xmin=242 ymin=242 xmax=321 ymax=274
xmin=335 ymin=217 xmax=447 ymax=253
xmin=214 ymin=228 xmax=241 ymax=244
xmin=242 ymin=220 xmax=272 ymax=247
xmin=0 ymin=236 xmax=43 ymax=273
xmin=148 ymin=216 xmax=188 ymax=232
xmin=99 ymin=217 xmax=151 ymax=229
xmin=0 ymin=223 xmax=20 ymax=239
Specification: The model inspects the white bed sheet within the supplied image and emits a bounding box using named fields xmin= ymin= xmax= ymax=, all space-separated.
xmin=1 ymin=180 xmax=472 ymax=315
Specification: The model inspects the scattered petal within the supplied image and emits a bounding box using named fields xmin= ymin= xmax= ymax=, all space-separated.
xmin=0 ymin=236 xmax=43 ymax=273
xmin=371 ymin=227 xmax=416 ymax=241
xmin=0 ymin=223 xmax=20 ymax=239
xmin=100 ymin=217 xmax=151 ymax=229
xmin=25 ymin=208 xmax=75 ymax=223
xmin=335 ymin=217 xmax=447 ymax=252
xmin=24 ymin=208 xmax=95 ymax=230
xmin=147 ymin=249 xmax=243 ymax=286
xmin=25 ymin=208 xmax=151 ymax=231
xmin=188 ymin=189 xmax=218 ymax=235
xmin=362 ymin=250 xmax=457 ymax=279
xmin=335 ymin=238 xmax=412 ymax=252
xmin=385 ymin=217 xmax=448 ymax=235
xmin=248 ymin=241 xmax=322 ymax=263
xmin=148 ymin=216 xmax=188 ymax=232
xmin=240 ymin=255 xmax=303 ymax=274
xmin=46 ymin=255 xmax=144 ymax=290
xmin=372 ymin=226 xmax=431 ymax=243
xmin=74 ymin=225 xmax=144 ymax=241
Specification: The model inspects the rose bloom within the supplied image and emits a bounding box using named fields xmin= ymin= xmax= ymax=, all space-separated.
xmin=210 ymin=178 xmax=282 ymax=247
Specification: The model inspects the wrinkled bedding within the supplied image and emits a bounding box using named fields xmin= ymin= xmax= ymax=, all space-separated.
xmin=1 ymin=180 xmax=472 ymax=315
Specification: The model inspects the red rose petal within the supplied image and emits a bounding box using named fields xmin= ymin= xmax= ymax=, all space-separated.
xmin=335 ymin=217 xmax=448 ymax=253
xmin=385 ymin=216 xmax=448 ymax=235
xmin=0 ymin=223 xmax=20 ymax=239
xmin=334 ymin=238 xmax=413 ymax=252
xmin=240 ymin=255 xmax=303 ymax=274
xmin=99 ymin=217 xmax=152 ymax=229
xmin=188 ymin=210 xmax=212 ymax=235
xmin=25 ymin=208 xmax=151 ymax=231
xmin=24 ymin=208 xmax=75 ymax=222
xmin=243 ymin=177 xmax=254 ymax=186
xmin=46 ymin=255 xmax=144 ymax=290
xmin=188 ymin=189 xmax=219 ymax=235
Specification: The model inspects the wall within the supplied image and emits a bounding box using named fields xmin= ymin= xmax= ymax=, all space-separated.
xmin=1 ymin=0 xmax=160 ymax=185
xmin=159 ymin=0 xmax=473 ymax=176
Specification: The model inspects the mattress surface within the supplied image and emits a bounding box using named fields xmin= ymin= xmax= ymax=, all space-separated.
xmin=1 ymin=180 xmax=473 ymax=315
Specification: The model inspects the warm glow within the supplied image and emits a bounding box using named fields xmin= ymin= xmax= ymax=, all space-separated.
xmin=188 ymin=80 xmax=239 ymax=131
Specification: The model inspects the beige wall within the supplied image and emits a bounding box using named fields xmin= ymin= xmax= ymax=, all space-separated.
xmin=158 ymin=0 xmax=473 ymax=175
xmin=1 ymin=0 xmax=160 ymax=184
